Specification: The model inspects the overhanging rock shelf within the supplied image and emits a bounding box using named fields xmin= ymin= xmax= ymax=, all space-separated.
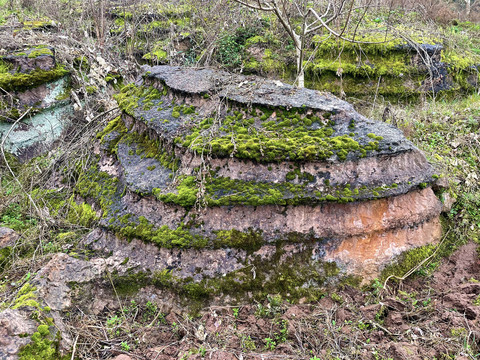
xmin=82 ymin=65 xmax=442 ymax=297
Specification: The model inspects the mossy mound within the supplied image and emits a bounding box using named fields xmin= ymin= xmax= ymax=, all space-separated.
xmin=76 ymin=66 xmax=441 ymax=294
xmin=241 ymin=27 xmax=480 ymax=100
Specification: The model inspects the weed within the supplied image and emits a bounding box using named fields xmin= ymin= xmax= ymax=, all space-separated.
xmin=240 ymin=334 xmax=256 ymax=351
xmin=264 ymin=337 xmax=276 ymax=350
xmin=232 ymin=307 xmax=239 ymax=318
xmin=473 ymin=295 xmax=480 ymax=306
xmin=217 ymin=34 xmax=243 ymax=67
xmin=357 ymin=320 xmax=370 ymax=331
xmin=106 ymin=315 xmax=122 ymax=336
xmin=274 ymin=319 xmax=288 ymax=344
xmin=330 ymin=292 xmax=344 ymax=304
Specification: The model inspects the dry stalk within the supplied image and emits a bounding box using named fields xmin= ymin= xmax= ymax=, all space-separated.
xmin=383 ymin=229 xmax=450 ymax=290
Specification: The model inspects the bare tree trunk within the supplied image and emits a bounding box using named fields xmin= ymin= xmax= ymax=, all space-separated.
xmin=466 ymin=0 xmax=471 ymax=17
xmin=296 ymin=45 xmax=305 ymax=88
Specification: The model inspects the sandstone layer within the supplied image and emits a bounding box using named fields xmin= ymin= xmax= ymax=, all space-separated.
xmin=80 ymin=65 xmax=442 ymax=298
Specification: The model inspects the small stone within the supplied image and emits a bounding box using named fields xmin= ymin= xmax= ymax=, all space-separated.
xmin=0 ymin=227 xmax=18 ymax=248
xmin=112 ymin=355 xmax=133 ymax=360
xmin=441 ymin=192 xmax=456 ymax=213
xmin=388 ymin=342 xmax=421 ymax=360
xmin=432 ymin=176 xmax=449 ymax=191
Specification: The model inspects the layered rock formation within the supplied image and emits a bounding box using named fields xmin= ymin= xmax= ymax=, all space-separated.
xmin=80 ymin=65 xmax=442 ymax=299
xmin=0 ymin=47 xmax=73 ymax=160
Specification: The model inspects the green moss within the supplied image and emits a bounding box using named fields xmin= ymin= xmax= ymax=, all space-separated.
xmin=12 ymin=283 xmax=41 ymax=310
xmin=177 ymin=107 xmax=375 ymax=163
xmin=85 ymin=85 xmax=97 ymax=94
xmin=214 ymin=229 xmax=263 ymax=252
xmin=119 ymin=131 xmax=179 ymax=171
xmin=96 ymin=116 xmax=128 ymax=153
xmin=152 ymin=169 xmax=402 ymax=208
xmin=110 ymin=270 xmax=151 ymax=296
xmin=66 ymin=198 xmax=98 ymax=227
xmin=306 ymin=72 xmax=422 ymax=101
xmin=0 ymin=59 xmax=12 ymax=74
xmin=245 ymin=35 xmax=269 ymax=47
xmin=442 ymin=48 xmax=480 ymax=74
xmin=18 ymin=324 xmax=68 ymax=360
xmin=367 ymin=133 xmax=384 ymax=141
xmin=312 ymin=32 xmax=440 ymax=57
xmin=105 ymin=72 xmax=122 ymax=85
xmin=0 ymin=65 xmax=69 ymax=92
xmin=22 ymin=20 xmax=52 ymax=30
xmin=143 ymin=48 xmax=168 ymax=62
xmin=27 ymin=48 xmax=53 ymax=58
xmin=111 ymin=215 xmax=207 ymax=249
xmin=97 ymin=116 xmax=126 ymax=140
xmin=114 ymin=84 xmax=164 ymax=116
xmin=75 ymin=164 xmax=120 ymax=217
xmin=31 ymin=189 xmax=98 ymax=227
xmin=182 ymin=282 xmax=210 ymax=300
xmin=153 ymin=175 xmax=197 ymax=207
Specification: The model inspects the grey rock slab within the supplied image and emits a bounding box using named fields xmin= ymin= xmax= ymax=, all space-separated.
xmin=32 ymin=253 xmax=106 ymax=311
xmin=141 ymin=65 xmax=421 ymax=162
xmin=116 ymin=140 xmax=173 ymax=194
xmin=2 ymin=47 xmax=56 ymax=73
xmin=133 ymin=99 xmax=189 ymax=137
xmin=143 ymin=65 xmax=356 ymax=113
xmin=0 ymin=309 xmax=37 ymax=360
xmin=83 ymin=228 xmax=246 ymax=280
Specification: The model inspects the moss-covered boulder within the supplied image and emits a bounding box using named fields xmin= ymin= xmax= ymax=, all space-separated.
xmin=79 ymin=65 xmax=442 ymax=301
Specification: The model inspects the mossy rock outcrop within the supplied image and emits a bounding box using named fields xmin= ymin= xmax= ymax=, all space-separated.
xmin=79 ymin=65 xmax=442 ymax=301
xmin=0 ymin=47 xmax=73 ymax=161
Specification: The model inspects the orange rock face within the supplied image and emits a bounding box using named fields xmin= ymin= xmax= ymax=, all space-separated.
xmin=323 ymin=188 xmax=443 ymax=280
